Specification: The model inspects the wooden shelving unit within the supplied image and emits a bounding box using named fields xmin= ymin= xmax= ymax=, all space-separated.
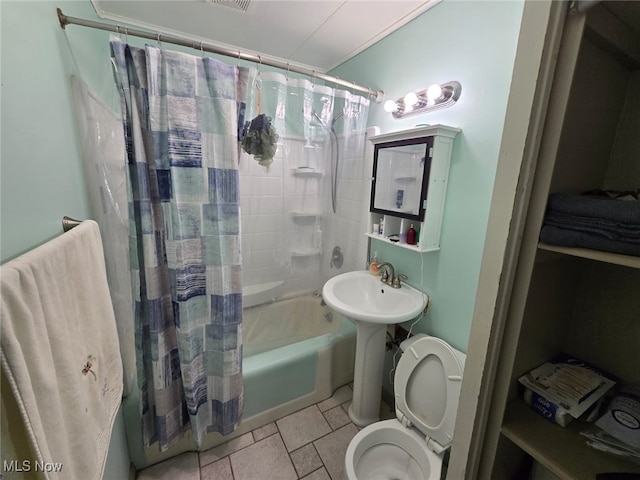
xmin=502 ymin=400 xmax=640 ymax=480
xmin=538 ymin=243 xmax=640 ymax=269
xmin=477 ymin=3 xmax=640 ymax=478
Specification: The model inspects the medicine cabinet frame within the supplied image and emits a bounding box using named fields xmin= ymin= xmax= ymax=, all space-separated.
xmin=369 ymin=136 xmax=434 ymax=222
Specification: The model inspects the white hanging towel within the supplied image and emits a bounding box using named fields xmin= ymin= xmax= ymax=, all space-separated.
xmin=1 ymin=220 xmax=123 ymax=480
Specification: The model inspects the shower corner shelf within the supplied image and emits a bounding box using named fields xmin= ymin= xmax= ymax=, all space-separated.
xmin=394 ymin=176 xmax=417 ymax=182
xmin=291 ymin=168 xmax=323 ymax=178
xmin=290 ymin=211 xmax=322 ymax=218
xmin=291 ymin=248 xmax=321 ymax=257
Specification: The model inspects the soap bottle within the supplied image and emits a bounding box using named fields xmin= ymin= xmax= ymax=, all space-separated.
xmin=369 ymin=251 xmax=380 ymax=276
xmin=407 ymin=224 xmax=417 ymax=245
xmin=379 ymin=218 xmax=384 ymax=236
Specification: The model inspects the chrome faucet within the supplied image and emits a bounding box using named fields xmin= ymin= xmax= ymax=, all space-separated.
xmin=375 ymin=262 xmax=408 ymax=289
xmin=376 ymin=262 xmax=395 ymax=283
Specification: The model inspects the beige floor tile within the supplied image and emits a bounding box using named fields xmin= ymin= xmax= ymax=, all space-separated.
xmin=313 ymin=423 xmax=359 ymax=480
xmin=251 ymin=422 xmax=278 ymax=441
xmin=136 ymin=452 xmax=200 ymax=480
xmin=290 ymin=443 xmax=323 ymax=477
xmin=317 ymin=385 xmax=353 ymax=412
xmin=323 ymin=405 xmax=351 ymax=430
xmin=230 ymin=433 xmax=297 ymax=480
xmin=200 ymin=457 xmax=233 ymax=480
xmin=199 ymin=432 xmax=254 ymax=467
xmin=300 ymin=467 xmax=332 ymax=480
xmin=276 ymin=405 xmax=331 ymax=452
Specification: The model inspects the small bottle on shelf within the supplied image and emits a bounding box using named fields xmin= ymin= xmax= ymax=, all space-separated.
xmin=379 ymin=218 xmax=385 ymax=236
xmin=407 ymin=224 xmax=417 ymax=245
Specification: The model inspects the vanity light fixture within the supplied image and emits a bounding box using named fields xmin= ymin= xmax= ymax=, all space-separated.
xmin=384 ymin=81 xmax=462 ymax=119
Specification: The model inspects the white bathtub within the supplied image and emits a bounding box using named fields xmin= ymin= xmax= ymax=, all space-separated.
xmin=130 ymin=292 xmax=356 ymax=467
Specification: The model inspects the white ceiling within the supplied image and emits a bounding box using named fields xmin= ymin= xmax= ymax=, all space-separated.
xmin=91 ymin=0 xmax=441 ymax=72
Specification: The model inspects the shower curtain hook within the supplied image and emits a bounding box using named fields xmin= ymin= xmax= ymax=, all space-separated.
xmin=116 ymin=24 xmax=121 ymax=38
xmin=200 ymin=41 xmax=204 ymax=57
xmin=257 ymin=55 xmax=263 ymax=78
xmin=124 ymin=27 xmax=128 ymax=43
xmin=285 ymin=63 xmax=290 ymax=82
xmin=311 ymin=70 xmax=316 ymax=89
xmin=237 ymin=50 xmax=241 ymax=67
xmin=157 ymin=33 xmax=161 ymax=48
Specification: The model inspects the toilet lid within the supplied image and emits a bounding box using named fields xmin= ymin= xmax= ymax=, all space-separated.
xmin=394 ymin=336 xmax=464 ymax=450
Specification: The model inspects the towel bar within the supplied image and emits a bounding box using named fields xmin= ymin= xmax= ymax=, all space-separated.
xmin=62 ymin=216 xmax=82 ymax=232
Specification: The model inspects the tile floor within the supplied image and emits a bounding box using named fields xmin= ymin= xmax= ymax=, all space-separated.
xmin=137 ymin=385 xmax=395 ymax=480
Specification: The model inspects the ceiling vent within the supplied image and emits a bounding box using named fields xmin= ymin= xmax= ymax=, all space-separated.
xmin=209 ymin=0 xmax=252 ymax=13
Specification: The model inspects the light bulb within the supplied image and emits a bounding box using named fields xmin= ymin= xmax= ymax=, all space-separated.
xmin=426 ymin=84 xmax=443 ymax=102
xmin=404 ymin=92 xmax=419 ymax=107
xmin=384 ymin=100 xmax=398 ymax=113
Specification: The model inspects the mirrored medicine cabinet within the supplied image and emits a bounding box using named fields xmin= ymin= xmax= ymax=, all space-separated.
xmin=367 ymin=125 xmax=460 ymax=252
xmin=370 ymin=137 xmax=432 ymax=221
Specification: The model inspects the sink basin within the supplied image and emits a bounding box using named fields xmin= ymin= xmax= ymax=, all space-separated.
xmin=322 ymin=270 xmax=428 ymax=426
xmin=322 ymin=270 xmax=426 ymax=324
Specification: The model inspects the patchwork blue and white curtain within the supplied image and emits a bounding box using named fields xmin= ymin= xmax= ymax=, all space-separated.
xmin=110 ymin=38 xmax=249 ymax=451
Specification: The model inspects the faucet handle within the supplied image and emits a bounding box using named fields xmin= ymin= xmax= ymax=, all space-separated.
xmin=380 ymin=269 xmax=389 ymax=283
xmin=392 ymin=274 xmax=408 ymax=288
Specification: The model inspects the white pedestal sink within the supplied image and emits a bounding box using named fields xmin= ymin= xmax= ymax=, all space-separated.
xmin=322 ymin=270 xmax=427 ymax=427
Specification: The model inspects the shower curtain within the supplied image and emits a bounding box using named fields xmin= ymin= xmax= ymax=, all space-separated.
xmin=240 ymin=72 xmax=370 ymax=301
xmin=110 ymin=39 xmax=250 ymax=451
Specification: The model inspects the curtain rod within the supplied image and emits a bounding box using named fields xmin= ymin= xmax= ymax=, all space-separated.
xmin=56 ymin=8 xmax=384 ymax=102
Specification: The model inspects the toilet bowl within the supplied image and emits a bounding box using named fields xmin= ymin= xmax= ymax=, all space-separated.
xmin=344 ymin=335 xmax=465 ymax=480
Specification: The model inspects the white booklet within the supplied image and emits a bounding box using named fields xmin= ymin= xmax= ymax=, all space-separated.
xmin=581 ymin=385 xmax=640 ymax=462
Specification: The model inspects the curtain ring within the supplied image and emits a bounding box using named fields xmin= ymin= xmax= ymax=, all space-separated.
xmin=116 ymin=25 xmax=121 ymax=38
xmin=311 ymin=70 xmax=316 ymax=89
xmin=285 ymin=63 xmax=290 ymax=82
xmin=200 ymin=41 xmax=204 ymax=57
xmin=157 ymin=33 xmax=161 ymax=48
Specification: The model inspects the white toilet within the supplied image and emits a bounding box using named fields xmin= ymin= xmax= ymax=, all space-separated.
xmin=344 ymin=334 xmax=465 ymax=480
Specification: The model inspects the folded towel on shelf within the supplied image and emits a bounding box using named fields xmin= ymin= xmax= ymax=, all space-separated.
xmin=544 ymin=211 xmax=640 ymax=243
xmin=547 ymin=192 xmax=640 ymax=226
xmin=540 ymin=191 xmax=640 ymax=256
xmin=1 ymin=220 xmax=123 ymax=480
xmin=540 ymin=225 xmax=640 ymax=257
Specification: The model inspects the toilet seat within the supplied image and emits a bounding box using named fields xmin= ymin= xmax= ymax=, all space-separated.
xmin=394 ymin=336 xmax=464 ymax=452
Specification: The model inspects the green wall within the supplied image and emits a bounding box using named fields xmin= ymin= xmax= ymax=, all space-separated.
xmin=2 ymin=1 xmax=104 ymax=261
xmin=330 ymin=0 xmax=524 ymax=352
xmin=1 ymin=2 xmax=132 ymax=478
